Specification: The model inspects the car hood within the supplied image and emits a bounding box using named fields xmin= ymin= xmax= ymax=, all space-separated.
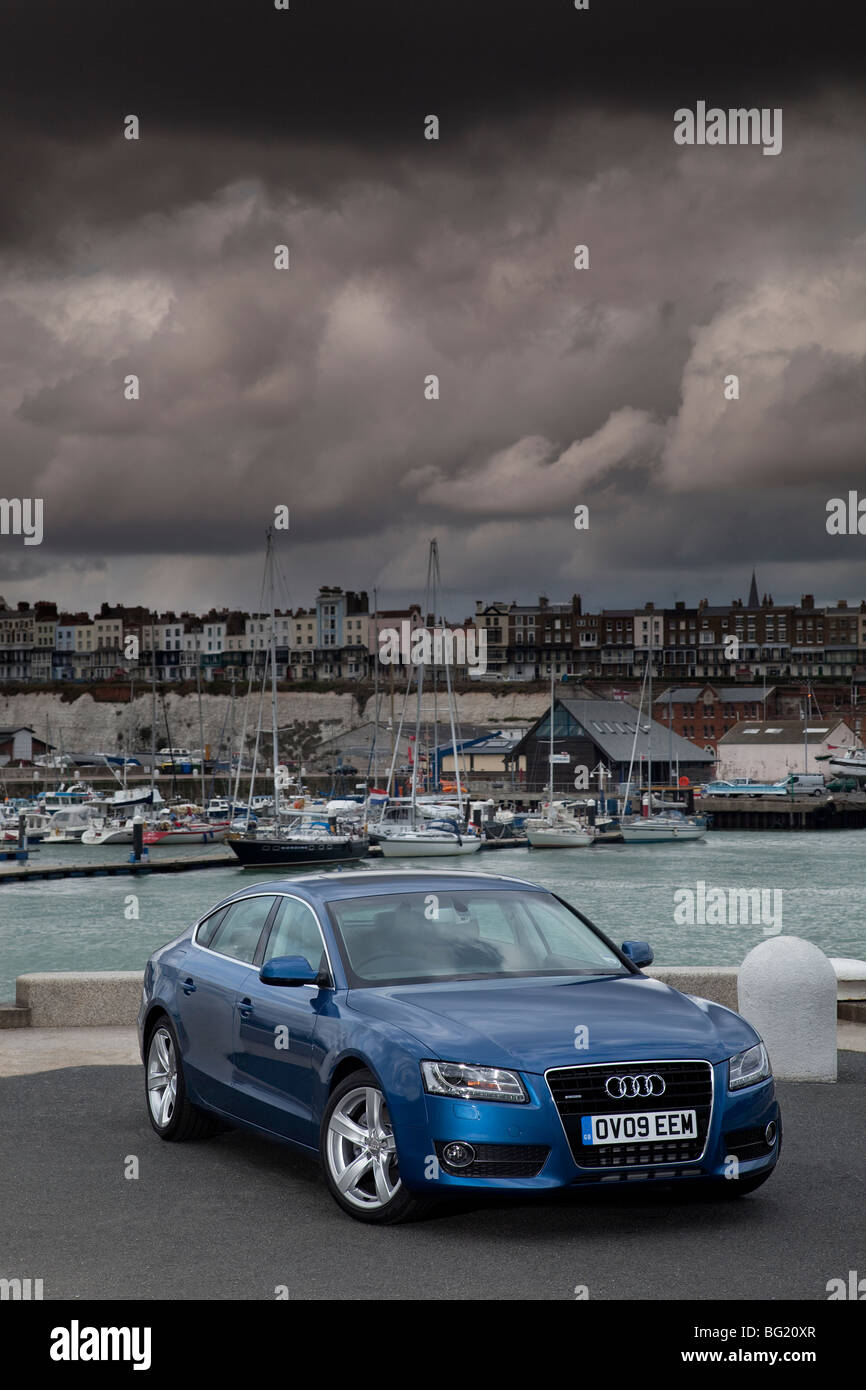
xmin=347 ymin=973 xmax=758 ymax=1071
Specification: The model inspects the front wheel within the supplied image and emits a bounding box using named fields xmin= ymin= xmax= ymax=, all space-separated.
xmin=321 ymin=1069 xmax=432 ymax=1224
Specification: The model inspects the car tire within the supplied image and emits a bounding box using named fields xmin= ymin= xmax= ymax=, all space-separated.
xmin=321 ymin=1069 xmax=433 ymax=1224
xmin=145 ymin=1017 xmax=221 ymax=1142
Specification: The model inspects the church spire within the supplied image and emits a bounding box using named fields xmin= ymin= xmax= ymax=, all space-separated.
xmin=747 ymin=569 xmax=759 ymax=608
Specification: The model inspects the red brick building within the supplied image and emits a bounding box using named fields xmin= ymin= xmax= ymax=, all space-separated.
xmin=654 ymin=684 xmax=780 ymax=752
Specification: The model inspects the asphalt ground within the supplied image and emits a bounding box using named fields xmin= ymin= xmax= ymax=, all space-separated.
xmin=1 ymin=1053 xmax=864 ymax=1301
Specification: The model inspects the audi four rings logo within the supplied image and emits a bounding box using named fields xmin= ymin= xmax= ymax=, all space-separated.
xmin=605 ymin=1073 xmax=666 ymax=1099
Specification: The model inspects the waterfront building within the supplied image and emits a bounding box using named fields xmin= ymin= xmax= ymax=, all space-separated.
xmin=655 ymin=685 xmax=780 ymax=753
xmin=0 ymin=602 xmax=35 ymax=681
xmin=0 ymin=724 xmax=53 ymax=765
xmin=512 ymin=694 xmax=714 ymax=794
xmin=315 ymin=587 xmax=370 ymax=679
xmin=716 ymin=718 xmax=856 ymax=783
xmin=473 ymin=600 xmax=510 ymax=678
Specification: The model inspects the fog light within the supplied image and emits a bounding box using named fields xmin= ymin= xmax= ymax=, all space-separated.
xmin=442 ymin=1142 xmax=475 ymax=1168
xmin=765 ymin=1121 xmax=777 ymax=1147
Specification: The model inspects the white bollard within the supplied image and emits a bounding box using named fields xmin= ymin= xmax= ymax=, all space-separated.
xmin=738 ymin=936 xmax=837 ymax=1082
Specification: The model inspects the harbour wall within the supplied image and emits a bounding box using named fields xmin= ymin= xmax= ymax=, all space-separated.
xmin=3 ymin=967 xmax=863 ymax=1030
xmin=0 ymin=966 xmax=765 ymax=1028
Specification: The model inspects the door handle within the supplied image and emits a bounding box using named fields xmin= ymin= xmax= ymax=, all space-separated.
xmin=238 ymin=996 xmax=253 ymax=1018
xmin=182 ymin=977 xmax=196 ymax=995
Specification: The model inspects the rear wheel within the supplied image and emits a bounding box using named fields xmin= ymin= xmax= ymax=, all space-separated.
xmin=145 ymin=1017 xmax=220 ymax=1141
xmin=321 ymin=1069 xmax=433 ymax=1224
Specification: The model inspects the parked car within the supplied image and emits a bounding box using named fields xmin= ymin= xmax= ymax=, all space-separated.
xmin=703 ymin=776 xmax=825 ymax=798
xmin=702 ymin=780 xmax=789 ymax=798
xmin=139 ymin=870 xmax=781 ymax=1223
xmin=786 ymin=774 xmax=827 ymax=796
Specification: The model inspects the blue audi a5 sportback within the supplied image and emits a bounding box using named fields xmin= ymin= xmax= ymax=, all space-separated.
xmin=138 ymin=869 xmax=781 ymax=1223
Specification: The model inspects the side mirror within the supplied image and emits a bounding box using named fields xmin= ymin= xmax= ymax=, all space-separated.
xmin=621 ymin=940 xmax=654 ymax=968
xmin=260 ymin=955 xmax=321 ymax=987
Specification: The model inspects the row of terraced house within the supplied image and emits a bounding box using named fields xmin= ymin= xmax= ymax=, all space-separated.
xmin=1 ymin=573 xmax=866 ymax=686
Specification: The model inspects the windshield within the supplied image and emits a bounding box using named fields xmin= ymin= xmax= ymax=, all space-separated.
xmin=327 ymin=889 xmax=627 ymax=986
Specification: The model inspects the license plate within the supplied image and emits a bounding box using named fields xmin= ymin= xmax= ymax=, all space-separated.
xmin=581 ymin=1109 xmax=697 ymax=1146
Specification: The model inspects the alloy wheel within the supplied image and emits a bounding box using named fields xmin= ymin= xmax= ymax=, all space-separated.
xmin=147 ymin=1025 xmax=178 ymax=1130
xmin=326 ymin=1085 xmax=401 ymax=1210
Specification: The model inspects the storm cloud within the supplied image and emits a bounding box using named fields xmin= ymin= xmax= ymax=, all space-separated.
xmin=0 ymin=1 xmax=863 ymax=615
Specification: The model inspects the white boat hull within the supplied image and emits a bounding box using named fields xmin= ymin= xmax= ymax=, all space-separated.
xmin=378 ymin=835 xmax=481 ymax=857
xmin=144 ymin=824 xmax=230 ymax=845
xmin=620 ymin=821 xmax=705 ymax=843
xmin=526 ymin=826 xmax=593 ymax=847
xmin=81 ymin=825 xmax=141 ymax=845
xmin=827 ymin=756 xmax=866 ymax=780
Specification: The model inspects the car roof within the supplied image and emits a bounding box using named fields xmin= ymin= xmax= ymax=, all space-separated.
xmin=219 ymin=867 xmax=547 ymax=908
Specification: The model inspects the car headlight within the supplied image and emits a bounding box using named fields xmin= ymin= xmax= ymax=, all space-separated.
xmin=421 ymin=1060 xmax=527 ymax=1103
xmin=728 ymin=1041 xmax=771 ymax=1091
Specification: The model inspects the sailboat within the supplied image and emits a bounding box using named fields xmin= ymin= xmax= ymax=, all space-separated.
xmin=228 ymin=531 xmax=370 ymax=868
xmin=620 ymin=634 xmax=706 ymax=844
xmin=377 ymin=540 xmax=480 ymax=858
xmin=526 ymin=671 xmax=593 ymax=847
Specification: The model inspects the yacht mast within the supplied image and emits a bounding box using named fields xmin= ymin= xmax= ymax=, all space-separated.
xmin=548 ymin=665 xmax=554 ymax=816
xmin=647 ymin=622 xmax=653 ymax=801
xmin=267 ymin=529 xmax=281 ymax=830
xmin=149 ymin=614 xmax=157 ymax=804
xmin=430 ymin=540 xmax=464 ymax=822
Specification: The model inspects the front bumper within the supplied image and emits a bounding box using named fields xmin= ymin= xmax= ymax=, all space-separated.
xmin=395 ymin=1061 xmax=780 ymax=1195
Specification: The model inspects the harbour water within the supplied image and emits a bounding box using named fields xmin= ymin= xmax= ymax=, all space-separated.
xmin=0 ymin=831 xmax=864 ymax=1000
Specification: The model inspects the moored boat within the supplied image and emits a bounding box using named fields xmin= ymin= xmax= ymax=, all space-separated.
xmin=526 ymin=821 xmax=594 ymax=848
xmin=378 ymin=825 xmax=481 ymax=857
xmin=143 ymin=821 xmax=230 ymax=846
xmin=227 ymin=827 xmax=370 ymax=867
xmin=620 ymin=807 xmax=706 ymax=842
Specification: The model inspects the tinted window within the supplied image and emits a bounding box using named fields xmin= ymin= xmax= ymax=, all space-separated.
xmin=208 ymin=896 xmax=276 ymax=964
xmin=197 ymin=905 xmax=229 ymax=947
xmin=327 ymin=890 xmax=624 ymax=986
xmin=264 ymin=897 xmax=327 ymax=972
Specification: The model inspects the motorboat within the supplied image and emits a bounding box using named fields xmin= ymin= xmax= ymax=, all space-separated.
xmin=43 ymin=807 xmax=100 ymax=843
xmin=825 ymin=748 xmax=866 ymax=781
xmin=81 ymin=816 xmax=148 ymax=846
xmin=0 ymin=809 xmax=50 ymax=843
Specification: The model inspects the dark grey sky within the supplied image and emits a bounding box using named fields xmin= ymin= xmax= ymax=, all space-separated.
xmin=0 ymin=1 xmax=863 ymax=618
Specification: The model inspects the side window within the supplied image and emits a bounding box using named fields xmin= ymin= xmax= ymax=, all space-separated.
xmin=264 ymin=897 xmax=326 ymax=973
xmin=197 ymin=905 xmax=229 ymax=947
xmin=208 ymin=896 xmax=276 ymax=964
xmin=472 ymin=898 xmax=517 ymax=946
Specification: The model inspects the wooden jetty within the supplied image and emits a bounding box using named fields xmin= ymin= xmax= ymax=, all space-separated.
xmin=0 ymin=852 xmax=237 ymax=884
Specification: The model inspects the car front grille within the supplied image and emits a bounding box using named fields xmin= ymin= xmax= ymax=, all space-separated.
xmin=546 ymin=1060 xmax=713 ymax=1169
xmin=434 ymin=1141 xmax=550 ymax=1178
